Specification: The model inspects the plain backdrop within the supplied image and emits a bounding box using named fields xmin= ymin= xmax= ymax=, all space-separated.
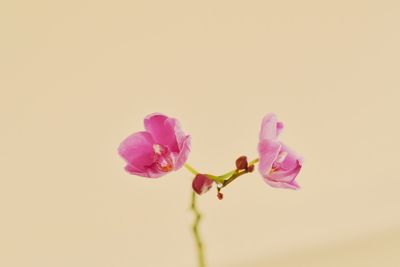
xmin=1 ymin=0 xmax=400 ymax=266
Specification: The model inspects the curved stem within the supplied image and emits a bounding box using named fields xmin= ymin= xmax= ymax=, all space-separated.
xmin=184 ymin=163 xmax=199 ymax=175
xmin=190 ymin=191 xmax=206 ymax=267
xmin=184 ymin=158 xmax=260 ymax=267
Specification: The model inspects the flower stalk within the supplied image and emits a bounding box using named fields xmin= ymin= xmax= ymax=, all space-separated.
xmin=184 ymin=163 xmax=199 ymax=176
xmin=191 ymin=191 xmax=206 ymax=267
xmin=185 ymin=158 xmax=260 ymax=267
xmin=221 ymin=158 xmax=259 ymax=189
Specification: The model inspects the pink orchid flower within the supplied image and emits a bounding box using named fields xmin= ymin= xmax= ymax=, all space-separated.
xmin=258 ymin=113 xmax=302 ymax=189
xmin=118 ymin=113 xmax=191 ymax=178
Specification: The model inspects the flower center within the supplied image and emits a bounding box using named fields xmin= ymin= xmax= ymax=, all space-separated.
xmin=271 ymin=151 xmax=288 ymax=173
xmin=153 ymin=144 xmax=174 ymax=172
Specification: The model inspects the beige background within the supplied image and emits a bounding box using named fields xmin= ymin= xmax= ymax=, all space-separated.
xmin=1 ymin=0 xmax=400 ymax=266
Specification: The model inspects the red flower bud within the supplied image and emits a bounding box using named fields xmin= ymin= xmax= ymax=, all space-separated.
xmin=235 ymin=156 xmax=248 ymax=170
xmin=192 ymin=174 xmax=213 ymax=195
xmin=247 ymin=165 xmax=254 ymax=173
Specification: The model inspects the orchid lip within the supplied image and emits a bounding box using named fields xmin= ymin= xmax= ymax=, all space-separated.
xmin=156 ymin=160 xmax=173 ymax=172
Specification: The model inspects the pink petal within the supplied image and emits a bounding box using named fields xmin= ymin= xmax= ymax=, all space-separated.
xmin=270 ymin=166 xmax=301 ymax=182
xmin=263 ymin=178 xmax=300 ymax=190
xmin=125 ymin=164 xmax=164 ymax=178
xmin=277 ymin=122 xmax=284 ymax=136
xmin=172 ymin=118 xmax=191 ymax=154
xmin=173 ymin=135 xmax=191 ymax=170
xmin=144 ymin=113 xmax=180 ymax=152
xmin=268 ymin=161 xmax=302 ymax=183
xmin=278 ymin=143 xmax=303 ymax=171
xmin=259 ymin=113 xmax=283 ymax=141
xmin=258 ymin=139 xmax=281 ymax=176
xmin=118 ymin=131 xmax=155 ymax=175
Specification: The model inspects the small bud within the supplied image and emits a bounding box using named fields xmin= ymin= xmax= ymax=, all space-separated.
xmin=235 ymin=156 xmax=248 ymax=170
xmin=217 ymin=192 xmax=224 ymax=200
xmin=247 ymin=165 xmax=254 ymax=173
xmin=192 ymin=174 xmax=213 ymax=195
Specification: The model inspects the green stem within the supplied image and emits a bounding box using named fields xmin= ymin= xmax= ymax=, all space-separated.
xmin=221 ymin=158 xmax=259 ymax=188
xmin=248 ymin=158 xmax=259 ymax=166
xmin=184 ymin=158 xmax=260 ymax=267
xmin=190 ymin=191 xmax=206 ymax=267
xmin=184 ymin=163 xmax=199 ymax=176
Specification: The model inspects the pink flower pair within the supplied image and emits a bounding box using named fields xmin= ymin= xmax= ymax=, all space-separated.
xmin=118 ymin=113 xmax=302 ymax=190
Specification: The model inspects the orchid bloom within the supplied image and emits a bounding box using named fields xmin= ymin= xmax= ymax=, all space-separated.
xmin=118 ymin=113 xmax=191 ymax=178
xmin=258 ymin=113 xmax=302 ymax=189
